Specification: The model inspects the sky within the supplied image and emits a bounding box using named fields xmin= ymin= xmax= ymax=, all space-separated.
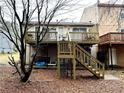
xmin=53 ymin=0 xmax=110 ymax=22
xmin=0 ymin=0 xmax=115 ymax=22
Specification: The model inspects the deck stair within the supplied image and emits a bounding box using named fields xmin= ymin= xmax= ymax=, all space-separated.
xmin=75 ymin=44 xmax=104 ymax=78
xmin=57 ymin=41 xmax=105 ymax=79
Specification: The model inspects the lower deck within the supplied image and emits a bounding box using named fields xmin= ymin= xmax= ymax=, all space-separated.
xmin=26 ymin=42 xmax=104 ymax=79
xmin=26 ymin=43 xmax=92 ymax=65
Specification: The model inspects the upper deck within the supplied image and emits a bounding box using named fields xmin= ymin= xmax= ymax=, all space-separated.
xmin=25 ymin=22 xmax=99 ymax=44
xmin=25 ymin=31 xmax=99 ymax=44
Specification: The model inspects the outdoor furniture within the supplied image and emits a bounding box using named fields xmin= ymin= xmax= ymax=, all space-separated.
xmin=34 ymin=57 xmax=50 ymax=68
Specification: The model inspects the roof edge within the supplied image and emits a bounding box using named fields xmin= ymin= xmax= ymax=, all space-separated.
xmin=23 ymin=21 xmax=95 ymax=27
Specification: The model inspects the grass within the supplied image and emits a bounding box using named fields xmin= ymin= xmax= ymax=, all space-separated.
xmin=0 ymin=52 xmax=19 ymax=65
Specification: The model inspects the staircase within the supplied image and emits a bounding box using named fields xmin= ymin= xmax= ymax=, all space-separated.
xmin=57 ymin=41 xmax=105 ymax=79
xmin=75 ymin=44 xmax=104 ymax=78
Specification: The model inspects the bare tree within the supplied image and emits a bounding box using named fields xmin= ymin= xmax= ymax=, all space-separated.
xmin=0 ymin=0 xmax=77 ymax=82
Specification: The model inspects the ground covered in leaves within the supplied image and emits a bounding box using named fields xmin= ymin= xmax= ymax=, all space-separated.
xmin=1 ymin=66 xmax=124 ymax=93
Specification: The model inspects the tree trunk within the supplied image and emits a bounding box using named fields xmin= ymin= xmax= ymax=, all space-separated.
xmin=19 ymin=52 xmax=32 ymax=82
xmin=21 ymin=72 xmax=32 ymax=82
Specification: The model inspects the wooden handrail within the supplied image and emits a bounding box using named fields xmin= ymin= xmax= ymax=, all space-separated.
xmin=69 ymin=32 xmax=98 ymax=34
xmin=99 ymin=32 xmax=124 ymax=38
xmin=26 ymin=31 xmax=99 ymax=43
xmin=76 ymin=45 xmax=103 ymax=65
xmin=26 ymin=31 xmax=58 ymax=33
xmin=75 ymin=44 xmax=104 ymax=76
xmin=75 ymin=45 xmax=105 ymax=77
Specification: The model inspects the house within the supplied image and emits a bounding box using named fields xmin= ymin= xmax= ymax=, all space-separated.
xmin=25 ymin=22 xmax=98 ymax=63
xmin=81 ymin=2 xmax=124 ymax=68
xmin=0 ymin=24 xmax=14 ymax=53
xmin=25 ymin=21 xmax=104 ymax=79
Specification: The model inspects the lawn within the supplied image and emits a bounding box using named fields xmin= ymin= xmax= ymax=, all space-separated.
xmin=0 ymin=52 xmax=19 ymax=65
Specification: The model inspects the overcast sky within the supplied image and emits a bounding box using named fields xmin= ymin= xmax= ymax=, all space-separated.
xmin=54 ymin=0 xmax=110 ymax=22
xmin=0 ymin=0 xmax=112 ymax=22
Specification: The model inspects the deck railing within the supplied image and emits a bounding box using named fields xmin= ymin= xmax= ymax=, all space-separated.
xmin=57 ymin=41 xmax=75 ymax=58
xmin=25 ymin=31 xmax=99 ymax=44
xmin=69 ymin=32 xmax=99 ymax=43
xmin=100 ymin=32 xmax=124 ymax=44
xmin=25 ymin=31 xmax=57 ymax=43
xmin=75 ymin=44 xmax=104 ymax=78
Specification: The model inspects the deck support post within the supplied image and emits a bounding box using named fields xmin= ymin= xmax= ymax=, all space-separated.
xmin=57 ymin=58 xmax=61 ymax=78
xmin=110 ymin=44 xmax=113 ymax=70
xmin=72 ymin=58 xmax=76 ymax=80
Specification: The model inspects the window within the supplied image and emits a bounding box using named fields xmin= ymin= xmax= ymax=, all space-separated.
xmin=121 ymin=29 xmax=124 ymax=32
xmin=49 ymin=27 xmax=56 ymax=32
xmin=73 ymin=28 xmax=87 ymax=32
xmin=49 ymin=27 xmax=57 ymax=40
xmin=58 ymin=27 xmax=64 ymax=34
xmin=35 ymin=26 xmax=47 ymax=32
xmin=35 ymin=27 xmax=39 ymax=32
xmin=120 ymin=9 xmax=124 ymax=19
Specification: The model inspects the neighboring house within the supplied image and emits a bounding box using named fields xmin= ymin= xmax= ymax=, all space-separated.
xmin=25 ymin=22 xmax=105 ymax=79
xmin=0 ymin=24 xmax=14 ymax=53
xmin=81 ymin=2 xmax=124 ymax=68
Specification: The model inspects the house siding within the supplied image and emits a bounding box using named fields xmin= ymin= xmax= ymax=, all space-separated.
xmin=80 ymin=4 xmax=98 ymax=24
xmin=81 ymin=4 xmax=124 ymax=36
xmin=116 ymin=46 xmax=124 ymax=67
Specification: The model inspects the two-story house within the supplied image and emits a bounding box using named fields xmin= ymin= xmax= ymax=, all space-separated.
xmin=25 ymin=22 xmax=97 ymax=63
xmin=81 ymin=2 xmax=124 ymax=68
xmin=25 ymin=21 xmax=104 ymax=79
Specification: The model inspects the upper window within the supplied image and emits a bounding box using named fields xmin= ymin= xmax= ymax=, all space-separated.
xmin=73 ymin=28 xmax=87 ymax=32
xmin=49 ymin=27 xmax=56 ymax=32
xmin=35 ymin=26 xmax=48 ymax=32
xmin=120 ymin=9 xmax=124 ymax=19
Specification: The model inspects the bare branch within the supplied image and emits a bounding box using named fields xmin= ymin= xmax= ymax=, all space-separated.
xmin=0 ymin=0 xmax=79 ymax=82
xmin=8 ymin=55 xmax=22 ymax=77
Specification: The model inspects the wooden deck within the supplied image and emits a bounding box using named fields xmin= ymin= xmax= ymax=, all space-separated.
xmin=100 ymin=32 xmax=124 ymax=45
xmin=25 ymin=31 xmax=99 ymax=44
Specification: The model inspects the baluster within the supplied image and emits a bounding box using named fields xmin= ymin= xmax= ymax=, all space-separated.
xmin=77 ymin=49 xmax=79 ymax=60
xmin=84 ymin=52 xmax=85 ymax=65
xmin=80 ymin=51 xmax=83 ymax=64
xmin=75 ymin=48 xmax=77 ymax=58
xmin=60 ymin=43 xmax=62 ymax=53
xmin=95 ymin=62 xmax=98 ymax=71
xmin=102 ymin=64 xmax=104 ymax=74
xmin=63 ymin=43 xmax=64 ymax=52
xmin=89 ymin=55 xmax=91 ymax=66
xmin=95 ymin=60 xmax=98 ymax=70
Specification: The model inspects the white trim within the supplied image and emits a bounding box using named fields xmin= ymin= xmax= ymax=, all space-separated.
xmin=109 ymin=48 xmax=117 ymax=65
